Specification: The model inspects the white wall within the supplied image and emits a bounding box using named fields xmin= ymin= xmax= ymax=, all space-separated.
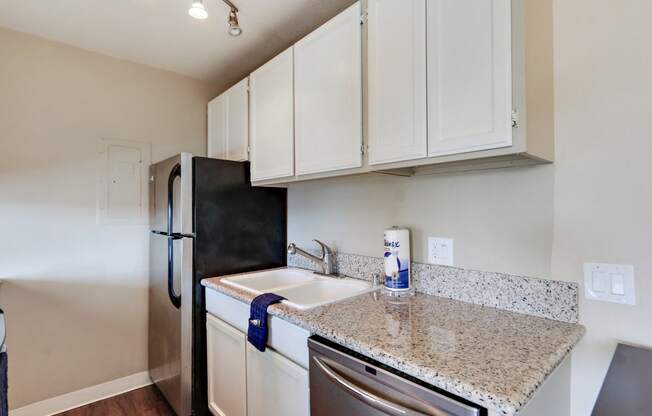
xmin=287 ymin=1 xmax=652 ymax=414
xmin=0 ymin=27 xmax=213 ymax=409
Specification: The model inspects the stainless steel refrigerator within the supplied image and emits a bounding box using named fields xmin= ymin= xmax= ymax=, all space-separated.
xmin=148 ymin=153 xmax=286 ymax=416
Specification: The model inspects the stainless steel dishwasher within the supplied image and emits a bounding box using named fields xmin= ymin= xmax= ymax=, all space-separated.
xmin=309 ymin=336 xmax=486 ymax=416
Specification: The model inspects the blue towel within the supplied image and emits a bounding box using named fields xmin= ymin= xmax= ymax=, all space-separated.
xmin=247 ymin=293 xmax=285 ymax=352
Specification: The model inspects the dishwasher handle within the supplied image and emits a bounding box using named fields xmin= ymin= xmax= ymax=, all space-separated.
xmin=312 ymin=356 xmax=450 ymax=416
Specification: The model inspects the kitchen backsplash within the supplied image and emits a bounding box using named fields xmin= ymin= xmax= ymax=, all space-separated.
xmin=288 ymin=251 xmax=579 ymax=323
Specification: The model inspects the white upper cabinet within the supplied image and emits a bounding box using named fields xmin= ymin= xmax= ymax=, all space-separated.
xmin=427 ymin=0 xmax=513 ymax=157
xmin=225 ymin=78 xmax=249 ymax=161
xmin=367 ymin=0 xmax=427 ymax=165
xmin=249 ymin=47 xmax=295 ymax=181
xmin=207 ymin=78 xmax=249 ymax=161
xmin=294 ymin=2 xmax=362 ymax=175
xmin=207 ymin=94 xmax=226 ymax=159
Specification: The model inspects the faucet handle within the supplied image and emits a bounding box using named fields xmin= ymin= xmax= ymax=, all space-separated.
xmin=312 ymin=239 xmax=332 ymax=258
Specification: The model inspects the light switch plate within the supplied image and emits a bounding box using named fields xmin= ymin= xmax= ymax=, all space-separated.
xmin=584 ymin=263 xmax=635 ymax=305
xmin=427 ymin=237 xmax=454 ymax=266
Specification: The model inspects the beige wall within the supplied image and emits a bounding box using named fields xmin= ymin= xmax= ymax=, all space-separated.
xmin=288 ymin=166 xmax=554 ymax=278
xmin=288 ymin=1 xmax=652 ymax=414
xmin=551 ymin=1 xmax=652 ymax=414
xmin=0 ymin=27 xmax=213 ymax=409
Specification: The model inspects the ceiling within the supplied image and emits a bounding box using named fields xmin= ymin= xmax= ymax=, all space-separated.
xmin=0 ymin=0 xmax=355 ymax=92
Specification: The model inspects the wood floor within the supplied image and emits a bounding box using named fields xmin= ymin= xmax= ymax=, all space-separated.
xmin=54 ymin=386 xmax=175 ymax=416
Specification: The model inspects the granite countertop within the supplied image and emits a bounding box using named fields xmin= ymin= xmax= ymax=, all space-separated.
xmin=202 ymin=275 xmax=585 ymax=416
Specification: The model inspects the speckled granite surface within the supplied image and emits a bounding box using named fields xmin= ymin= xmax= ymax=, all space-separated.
xmin=288 ymin=251 xmax=579 ymax=323
xmin=202 ymin=275 xmax=585 ymax=416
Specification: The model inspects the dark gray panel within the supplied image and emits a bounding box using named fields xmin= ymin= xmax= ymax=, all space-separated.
xmin=592 ymin=343 xmax=652 ymax=416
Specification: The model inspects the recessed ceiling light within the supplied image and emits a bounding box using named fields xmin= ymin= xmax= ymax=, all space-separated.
xmin=188 ymin=0 xmax=208 ymax=20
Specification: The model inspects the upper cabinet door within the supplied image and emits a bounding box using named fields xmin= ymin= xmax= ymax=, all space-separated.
xmin=368 ymin=0 xmax=427 ymax=165
xmin=294 ymin=2 xmax=362 ymax=176
xmin=249 ymin=47 xmax=295 ymax=181
xmin=427 ymin=0 xmax=512 ymax=157
xmin=207 ymin=78 xmax=248 ymax=161
xmin=224 ymin=78 xmax=249 ymax=162
xmin=207 ymin=94 xmax=226 ymax=159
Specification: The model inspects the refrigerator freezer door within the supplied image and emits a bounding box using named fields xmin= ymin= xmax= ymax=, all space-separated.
xmin=149 ymin=153 xmax=193 ymax=416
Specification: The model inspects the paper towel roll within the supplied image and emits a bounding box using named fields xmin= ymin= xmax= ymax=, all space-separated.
xmin=383 ymin=227 xmax=411 ymax=291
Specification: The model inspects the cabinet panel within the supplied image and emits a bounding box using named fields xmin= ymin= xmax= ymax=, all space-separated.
xmin=246 ymin=344 xmax=309 ymax=416
xmin=207 ymin=95 xmax=226 ymax=159
xmin=427 ymin=0 xmax=512 ymax=156
xmin=249 ymin=47 xmax=295 ymax=181
xmin=225 ymin=78 xmax=249 ymax=161
xmin=206 ymin=314 xmax=246 ymax=416
xmin=368 ymin=0 xmax=427 ymax=165
xmin=294 ymin=2 xmax=362 ymax=175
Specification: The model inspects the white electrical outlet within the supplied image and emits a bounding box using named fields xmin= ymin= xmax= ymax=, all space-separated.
xmin=427 ymin=237 xmax=454 ymax=266
xmin=584 ymin=263 xmax=636 ymax=305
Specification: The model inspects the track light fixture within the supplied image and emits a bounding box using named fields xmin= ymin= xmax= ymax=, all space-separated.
xmin=228 ymin=9 xmax=242 ymax=37
xmin=188 ymin=0 xmax=243 ymax=37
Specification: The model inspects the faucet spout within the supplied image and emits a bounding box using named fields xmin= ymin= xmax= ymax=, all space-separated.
xmin=287 ymin=240 xmax=336 ymax=276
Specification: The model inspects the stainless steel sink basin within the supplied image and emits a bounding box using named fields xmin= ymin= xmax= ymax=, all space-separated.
xmin=221 ymin=268 xmax=376 ymax=310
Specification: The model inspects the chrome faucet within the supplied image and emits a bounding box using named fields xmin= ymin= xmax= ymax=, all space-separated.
xmin=287 ymin=239 xmax=336 ymax=276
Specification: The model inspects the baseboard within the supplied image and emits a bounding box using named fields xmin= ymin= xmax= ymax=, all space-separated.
xmin=9 ymin=371 xmax=152 ymax=416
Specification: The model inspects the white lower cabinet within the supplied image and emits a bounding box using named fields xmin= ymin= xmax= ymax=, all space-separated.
xmin=206 ymin=314 xmax=247 ymax=416
xmin=246 ymin=344 xmax=309 ymax=416
xmin=206 ymin=312 xmax=310 ymax=416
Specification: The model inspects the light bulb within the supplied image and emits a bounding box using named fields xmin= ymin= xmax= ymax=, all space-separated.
xmin=229 ymin=25 xmax=242 ymax=36
xmin=189 ymin=1 xmax=208 ymax=20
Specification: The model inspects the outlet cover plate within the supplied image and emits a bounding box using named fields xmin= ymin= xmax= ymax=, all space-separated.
xmin=428 ymin=237 xmax=454 ymax=266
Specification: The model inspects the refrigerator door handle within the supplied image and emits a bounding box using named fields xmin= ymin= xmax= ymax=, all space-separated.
xmin=167 ymin=164 xmax=182 ymax=309
xmin=151 ymin=230 xmax=196 ymax=240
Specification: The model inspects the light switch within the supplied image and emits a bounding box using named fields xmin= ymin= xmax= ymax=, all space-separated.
xmin=611 ymin=274 xmax=625 ymax=295
xmin=584 ymin=263 xmax=635 ymax=305
xmin=592 ymin=271 xmax=609 ymax=293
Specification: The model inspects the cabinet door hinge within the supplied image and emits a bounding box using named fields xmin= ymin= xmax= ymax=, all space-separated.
xmin=511 ymin=109 xmax=520 ymax=128
xmin=360 ymin=11 xmax=368 ymax=25
xmin=360 ymin=144 xmax=366 ymax=155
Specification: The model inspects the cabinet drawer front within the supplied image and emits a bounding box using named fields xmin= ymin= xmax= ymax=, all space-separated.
xmin=427 ymin=0 xmax=513 ymax=156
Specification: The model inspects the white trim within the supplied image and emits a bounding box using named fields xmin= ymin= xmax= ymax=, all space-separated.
xmin=9 ymin=371 xmax=152 ymax=416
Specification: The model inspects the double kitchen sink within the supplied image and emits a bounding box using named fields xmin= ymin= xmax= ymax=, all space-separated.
xmin=221 ymin=268 xmax=376 ymax=310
